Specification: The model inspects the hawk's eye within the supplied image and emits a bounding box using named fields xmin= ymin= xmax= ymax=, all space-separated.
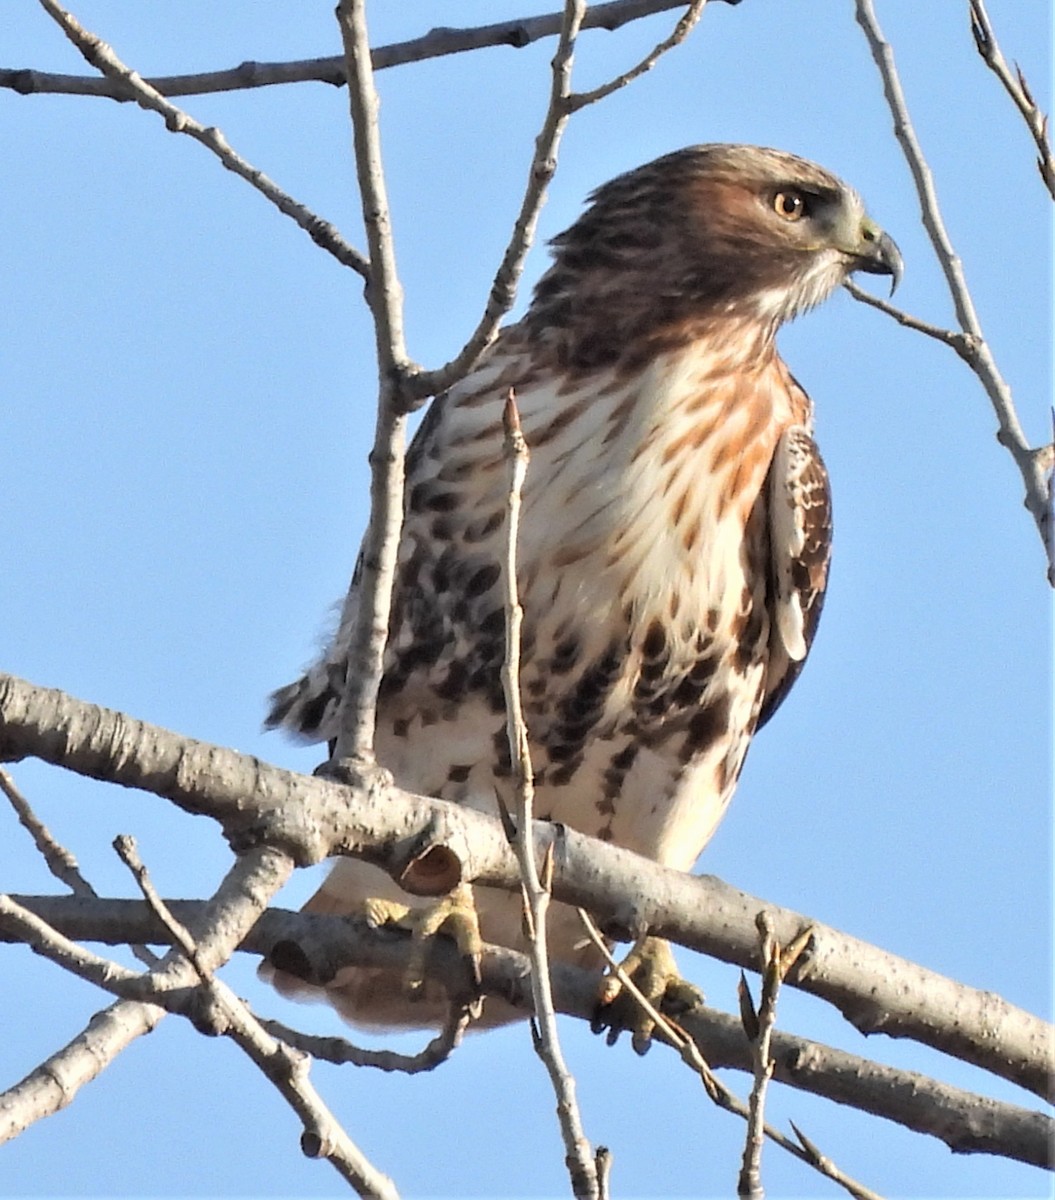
xmin=772 ymin=190 xmax=807 ymax=221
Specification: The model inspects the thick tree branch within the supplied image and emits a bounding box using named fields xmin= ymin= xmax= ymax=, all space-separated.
xmin=1 ymin=672 xmax=1051 ymax=1104
xmin=2 ymin=2 xmax=740 ymax=103
xmin=6 ymin=895 xmax=1048 ymax=1170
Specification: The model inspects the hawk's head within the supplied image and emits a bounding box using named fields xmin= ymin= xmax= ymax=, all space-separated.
xmin=529 ymin=144 xmax=901 ymax=369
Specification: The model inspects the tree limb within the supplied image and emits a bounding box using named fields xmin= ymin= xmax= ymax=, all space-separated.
xmin=2 ymin=1 xmax=741 ymax=103
xmin=502 ymin=381 xmax=602 ymax=1200
xmin=6 ymin=894 xmax=1049 ymax=1170
xmin=0 ymin=997 xmax=166 ymax=1145
xmin=1 ymin=671 xmax=1051 ymax=1103
xmin=330 ymin=0 xmax=412 ymax=766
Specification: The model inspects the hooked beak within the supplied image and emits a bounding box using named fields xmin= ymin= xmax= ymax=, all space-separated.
xmin=850 ymin=220 xmax=903 ymax=294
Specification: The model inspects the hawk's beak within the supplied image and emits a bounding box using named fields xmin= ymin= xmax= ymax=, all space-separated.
xmin=851 ymin=220 xmax=903 ymax=294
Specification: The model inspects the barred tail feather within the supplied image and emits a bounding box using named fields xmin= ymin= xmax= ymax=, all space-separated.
xmin=265 ymin=663 xmax=344 ymax=743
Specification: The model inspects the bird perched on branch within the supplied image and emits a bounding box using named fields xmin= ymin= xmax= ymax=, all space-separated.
xmin=265 ymin=144 xmax=901 ymax=1040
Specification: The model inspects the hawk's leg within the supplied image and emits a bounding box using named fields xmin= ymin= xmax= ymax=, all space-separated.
xmin=365 ymin=883 xmax=484 ymax=1015
xmin=593 ymin=935 xmax=704 ymax=1054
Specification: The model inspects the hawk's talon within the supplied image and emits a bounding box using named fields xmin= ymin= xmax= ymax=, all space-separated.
xmin=366 ymin=884 xmax=483 ymax=1007
xmin=593 ymin=935 xmax=704 ymax=1054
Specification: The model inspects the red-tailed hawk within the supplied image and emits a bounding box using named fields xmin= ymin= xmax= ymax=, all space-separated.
xmin=265 ymin=144 xmax=901 ymax=1033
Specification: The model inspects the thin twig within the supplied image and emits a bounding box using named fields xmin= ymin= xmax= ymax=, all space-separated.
xmin=410 ymin=0 xmax=588 ymax=401
xmin=411 ymin=0 xmax=710 ymax=400
xmin=33 ymin=0 xmax=368 ymax=277
xmin=260 ymin=1004 xmax=472 ymax=1074
xmin=1 ymin=767 xmax=95 ymax=897
xmin=502 ymin=391 xmax=599 ymax=1200
xmin=737 ymin=916 xmax=812 ymax=1198
xmin=968 ymin=0 xmax=1055 ymax=201
xmin=0 ymin=769 xmax=159 ymax=966
xmin=842 ymin=280 xmax=970 ymax=354
xmin=3 ymin=1 xmax=736 ymax=102
xmin=577 ymin=909 xmax=884 ymax=1200
xmin=113 ymin=840 xmax=399 ymax=1199
xmin=567 ymin=0 xmax=707 ymax=111
xmin=330 ymin=0 xmax=412 ymax=765
xmin=853 ymin=0 xmax=1054 ymax=584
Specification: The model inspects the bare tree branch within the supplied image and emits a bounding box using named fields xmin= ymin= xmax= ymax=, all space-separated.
xmin=330 ymin=0 xmax=413 ymax=766
xmin=409 ymin=0 xmax=710 ymax=402
xmin=2 ymin=1 xmax=740 ymax=103
xmin=0 ymin=845 xmax=292 ymax=1147
xmin=407 ymin=0 xmax=585 ymax=401
xmin=1 ymin=767 xmax=95 ymax=898
xmin=567 ymin=0 xmax=707 ymax=111
xmin=578 ymin=909 xmax=884 ymax=1198
xmin=7 ymin=893 xmax=1050 ymax=1170
xmin=502 ymin=387 xmax=602 ymax=1200
xmin=853 ymin=0 xmax=1055 ymax=584
xmin=842 ymin=280 xmax=969 ymax=353
xmin=116 ymin=836 xmax=398 ymax=1198
xmin=0 ymin=997 xmax=165 ymax=1144
xmin=2 ymin=770 xmax=161 ymax=969
xmin=2 ymin=672 xmax=1051 ymax=1103
xmin=737 ymin=919 xmax=814 ymax=1197
xmin=260 ymin=1007 xmax=471 ymax=1075
xmin=32 ymin=0 xmax=368 ymax=277
xmin=968 ymin=0 xmax=1055 ymax=200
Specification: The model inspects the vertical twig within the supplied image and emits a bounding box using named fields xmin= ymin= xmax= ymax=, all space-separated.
xmin=576 ymin=910 xmax=878 ymax=1200
xmin=854 ymin=0 xmax=1054 ymax=583
xmin=332 ymin=0 xmax=413 ymax=763
xmin=502 ymin=393 xmax=600 ymax=1200
xmin=737 ymin=916 xmax=780 ymax=1198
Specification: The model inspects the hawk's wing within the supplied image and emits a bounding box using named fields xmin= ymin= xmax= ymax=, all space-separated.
xmin=757 ymin=423 xmax=831 ymax=731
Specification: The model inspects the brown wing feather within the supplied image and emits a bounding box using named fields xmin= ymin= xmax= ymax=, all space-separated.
xmin=757 ymin=426 xmax=832 ymax=731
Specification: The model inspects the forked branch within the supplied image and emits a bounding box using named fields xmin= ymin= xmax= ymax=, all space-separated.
xmin=853 ymin=0 xmax=1054 ymax=583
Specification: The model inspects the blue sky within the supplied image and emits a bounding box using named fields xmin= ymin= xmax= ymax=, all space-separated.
xmin=1 ymin=3 xmax=1051 ymax=1197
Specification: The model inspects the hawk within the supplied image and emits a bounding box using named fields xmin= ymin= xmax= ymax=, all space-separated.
xmin=265 ymin=144 xmax=901 ymax=1033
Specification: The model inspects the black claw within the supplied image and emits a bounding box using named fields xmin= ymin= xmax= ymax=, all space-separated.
xmin=631 ymin=1033 xmax=652 ymax=1057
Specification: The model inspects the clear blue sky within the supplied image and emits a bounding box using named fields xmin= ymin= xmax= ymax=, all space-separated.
xmin=1 ymin=3 xmax=1051 ymax=1197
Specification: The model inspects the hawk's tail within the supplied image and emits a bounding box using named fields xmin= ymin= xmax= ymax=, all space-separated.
xmin=265 ymin=662 xmax=344 ymax=743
